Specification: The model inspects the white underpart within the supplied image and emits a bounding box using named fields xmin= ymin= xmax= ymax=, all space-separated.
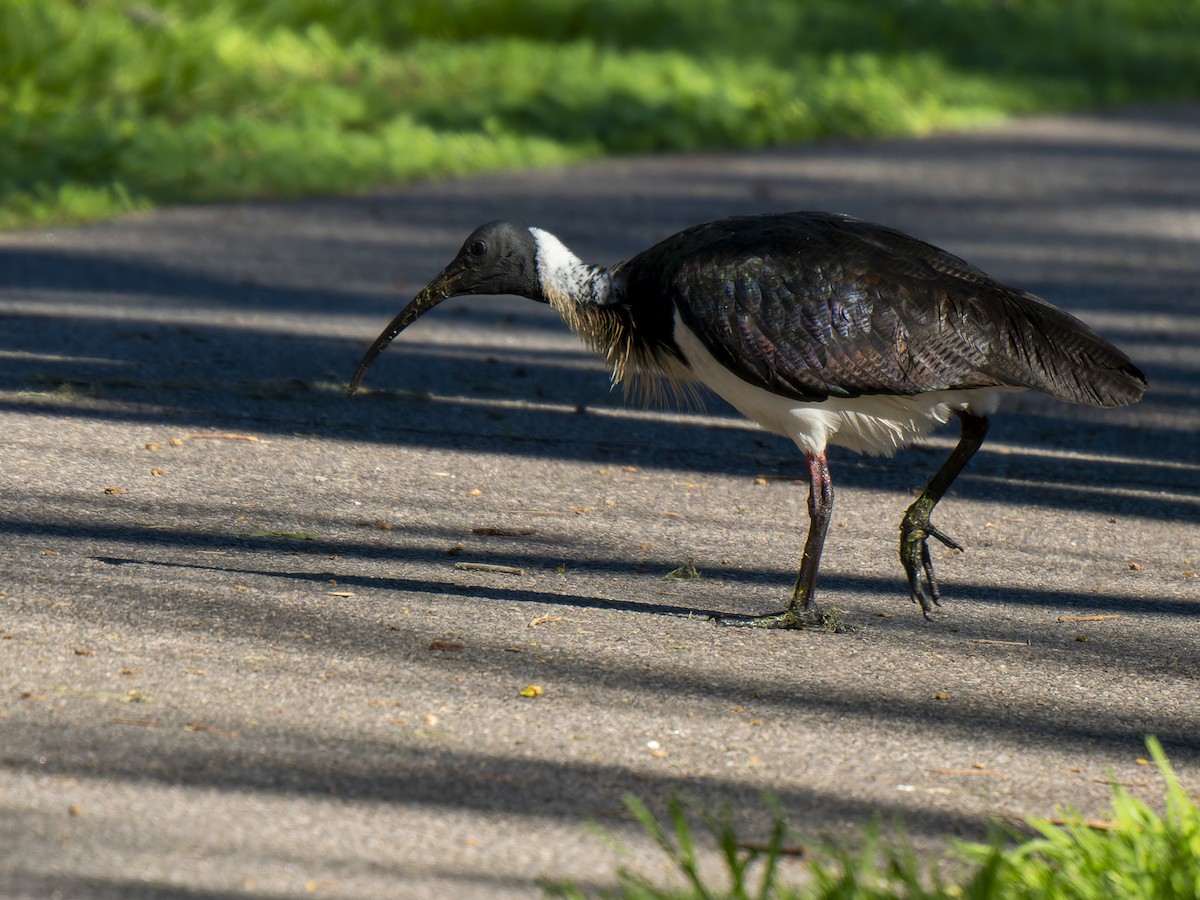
xmin=529 ymin=228 xmax=612 ymax=305
xmin=671 ymin=313 xmax=1008 ymax=458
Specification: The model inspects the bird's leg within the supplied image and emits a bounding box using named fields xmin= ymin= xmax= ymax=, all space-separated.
xmin=715 ymin=452 xmax=834 ymax=630
xmin=788 ymin=451 xmax=835 ymax=622
xmin=900 ymin=411 xmax=989 ymax=618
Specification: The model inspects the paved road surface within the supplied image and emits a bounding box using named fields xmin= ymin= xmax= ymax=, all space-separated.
xmin=2 ymin=105 xmax=1198 ymax=898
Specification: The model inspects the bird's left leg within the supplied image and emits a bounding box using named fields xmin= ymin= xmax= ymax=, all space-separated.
xmin=715 ymin=452 xmax=834 ymax=629
xmin=900 ymin=411 xmax=989 ymax=617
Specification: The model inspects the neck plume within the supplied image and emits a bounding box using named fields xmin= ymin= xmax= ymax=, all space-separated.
xmin=528 ymin=228 xmax=692 ymax=407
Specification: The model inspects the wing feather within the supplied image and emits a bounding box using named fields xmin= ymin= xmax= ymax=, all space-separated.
xmin=617 ymin=212 xmax=1145 ymax=407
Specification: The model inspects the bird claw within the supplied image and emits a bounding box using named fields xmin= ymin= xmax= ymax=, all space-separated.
xmin=900 ymin=512 xmax=961 ymax=618
xmin=924 ymin=523 xmax=964 ymax=553
xmin=710 ymin=605 xmax=845 ymax=633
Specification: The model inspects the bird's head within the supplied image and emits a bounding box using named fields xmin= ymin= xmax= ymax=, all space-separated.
xmin=348 ymin=221 xmax=543 ymax=395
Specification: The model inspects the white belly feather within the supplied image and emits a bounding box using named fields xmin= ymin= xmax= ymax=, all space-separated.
xmin=671 ymin=315 xmax=1007 ymax=458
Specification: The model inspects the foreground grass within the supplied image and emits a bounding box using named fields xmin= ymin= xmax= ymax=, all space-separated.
xmin=3 ymin=1 xmax=1200 ymax=229
xmin=550 ymin=738 xmax=1199 ymax=898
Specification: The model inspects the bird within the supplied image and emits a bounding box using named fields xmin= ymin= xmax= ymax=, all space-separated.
xmin=348 ymin=212 xmax=1146 ymax=628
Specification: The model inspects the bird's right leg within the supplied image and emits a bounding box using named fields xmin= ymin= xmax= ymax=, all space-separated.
xmin=715 ymin=452 xmax=834 ymax=629
xmin=900 ymin=411 xmax=989 ymax=617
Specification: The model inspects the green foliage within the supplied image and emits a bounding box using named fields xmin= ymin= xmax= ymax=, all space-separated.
xmin=3 ymin=1 xmax=1200 ymax=227
xmin=664 ymin=559 xmax=703 ymax=580
xmin=957 ymin=737 xmax=1200 ymax=899
xmin=548 ymin=793 xmax=795 ymax=900
xmin=550 ymin=738 xmax=1200 ymax=898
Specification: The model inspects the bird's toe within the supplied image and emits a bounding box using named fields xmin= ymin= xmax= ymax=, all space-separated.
xmin=900 ymin=515 xmax=956 ymax=616
xmin=711 ymin=606 xmax=844 ymax=632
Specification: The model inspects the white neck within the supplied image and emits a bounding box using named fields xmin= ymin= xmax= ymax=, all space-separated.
xmin=529 ymin=228 xmax=612 ymax=307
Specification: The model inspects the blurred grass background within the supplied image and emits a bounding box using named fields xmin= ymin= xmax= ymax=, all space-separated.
xmin=3 ymin=0 xmax=1199 ymax=229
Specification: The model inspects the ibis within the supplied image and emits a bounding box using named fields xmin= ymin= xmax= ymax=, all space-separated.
xmin=349 ymin=213 xmax=1146 ymax=627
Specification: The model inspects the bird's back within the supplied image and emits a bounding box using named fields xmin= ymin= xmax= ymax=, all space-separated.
xmin=614 ymin=212 xmax=1146 ymax=408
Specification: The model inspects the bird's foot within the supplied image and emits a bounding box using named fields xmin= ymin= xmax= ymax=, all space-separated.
xmin=711 ymin=604 xmax=845 ymax=633
xmin=899 ymin=507 xmax=963 ymax=618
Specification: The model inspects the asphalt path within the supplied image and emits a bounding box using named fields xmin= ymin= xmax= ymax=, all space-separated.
xmin=1 ymin=104 xmax=1198 ymax=898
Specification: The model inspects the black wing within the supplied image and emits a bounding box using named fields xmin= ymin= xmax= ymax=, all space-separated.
xmin=617 ymin=212 xmax=1145 ymax=407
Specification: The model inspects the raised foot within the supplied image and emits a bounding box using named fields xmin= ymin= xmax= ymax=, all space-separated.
xmin=899 ymin=509 xmax=963 ymax=619
xmin=711 ymin=606 xmax=846 ymax=633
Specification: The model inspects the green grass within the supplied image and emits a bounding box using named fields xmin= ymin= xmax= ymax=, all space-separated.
xmin=548 ymin=738 xmax=1199 ymax=898
xmin=3 ymin=1 xmax=1200 ymax=228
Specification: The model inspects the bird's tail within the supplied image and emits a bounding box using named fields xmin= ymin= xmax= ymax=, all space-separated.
xmin=994 ymin=292 xmax=1147 ymax=408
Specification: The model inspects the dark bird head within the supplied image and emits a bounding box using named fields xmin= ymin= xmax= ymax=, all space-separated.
xmin=348 ymin=221 xmax=542 ymax=394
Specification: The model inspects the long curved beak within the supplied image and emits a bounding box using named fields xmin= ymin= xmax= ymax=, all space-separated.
xmin=347 ymin=267 xmax=459 ymax=395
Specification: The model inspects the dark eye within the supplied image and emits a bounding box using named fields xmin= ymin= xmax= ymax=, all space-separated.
xmin=468 ymin=239 xmax=487 ymax=257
